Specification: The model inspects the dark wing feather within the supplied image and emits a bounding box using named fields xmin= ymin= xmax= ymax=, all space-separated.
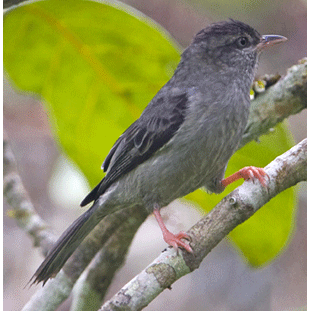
xmin=102 ymin=122 xmax=138 ymax=172
xmin=80 ymin=92 xmax=188 ymax=206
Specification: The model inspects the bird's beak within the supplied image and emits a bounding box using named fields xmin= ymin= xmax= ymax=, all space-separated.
xmin=257 ymin=35 xmax=287 ymax=50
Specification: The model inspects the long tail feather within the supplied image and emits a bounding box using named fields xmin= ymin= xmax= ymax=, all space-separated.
xmin=30 ymin=203 xmax=101 ymax=285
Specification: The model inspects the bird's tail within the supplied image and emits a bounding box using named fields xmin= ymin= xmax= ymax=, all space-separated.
xmin=30 ymin=203 xmax=102 ymax=285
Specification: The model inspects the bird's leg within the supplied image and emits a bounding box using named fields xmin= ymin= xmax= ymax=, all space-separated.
xmin=221 ymin=166 xmax=268 ymax=188
xmin=153 ymin=208 xmax=193 ymax=253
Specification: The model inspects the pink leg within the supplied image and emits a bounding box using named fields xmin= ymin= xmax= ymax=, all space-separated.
xmin=221 ymin=166 xmax=268 ymax=188
xmin=153 ymin=209 xmax=192 ymax=253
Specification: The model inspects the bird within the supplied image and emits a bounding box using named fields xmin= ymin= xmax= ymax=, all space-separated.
xmin=30 ymin=19 xmax=286 ymax=285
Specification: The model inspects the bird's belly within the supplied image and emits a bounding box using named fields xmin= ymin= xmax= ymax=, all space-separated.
xmin=130 ymin=139 xmax=228 ymax=209
xmin=114 ymin=115 xmax=246 ymax=211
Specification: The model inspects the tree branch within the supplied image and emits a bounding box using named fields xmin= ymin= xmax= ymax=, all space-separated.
xmin=100 ymin=138 xmax=307 ymax=311
xmin=22 ymin=207 xmax=148 ymax=311
xmin=3 ymin=133 xmax=56 ymax=256
xmin=241 ymin=58 xmax=307 ymax=146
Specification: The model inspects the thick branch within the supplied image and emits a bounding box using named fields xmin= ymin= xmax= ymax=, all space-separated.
xmin=22 ymin=207 xmax=147 ymax=311
xmin=100 ymin=138 xmax=307 ymax=311
xmin=241 ymin=58 xmax=307 ymax=146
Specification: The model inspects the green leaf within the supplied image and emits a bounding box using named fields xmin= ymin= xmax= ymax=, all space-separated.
xmin=4 ymin=0 xmax=296 ymax=267
xmin=4 ymin=0 xmax=180 ymax=186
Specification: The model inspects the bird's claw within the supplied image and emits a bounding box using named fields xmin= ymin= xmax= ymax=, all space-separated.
xmin=238 ymin=166 xmax=268 ymax=187
xmin=163 ymin=231 xmax=193 ymax=253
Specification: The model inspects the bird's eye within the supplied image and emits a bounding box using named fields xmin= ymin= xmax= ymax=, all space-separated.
xmin=236 ymin=37 xmax=249 ymax=48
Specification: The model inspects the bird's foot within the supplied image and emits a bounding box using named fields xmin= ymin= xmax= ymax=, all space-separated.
xmin=162 ymin=230 xmax=193 ymax=253
xmin=153 ymin=209 xmax=192 ymax=253
xmin=221 ymin=166 xmax=268 ymax=188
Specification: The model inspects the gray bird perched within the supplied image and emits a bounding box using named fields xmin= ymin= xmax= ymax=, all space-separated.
xmin=31 ymin=19 xmax=286 ymax=285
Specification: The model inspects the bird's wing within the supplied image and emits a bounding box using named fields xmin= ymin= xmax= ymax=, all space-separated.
xmin=80 ymin=92 xmax=188 ymax=206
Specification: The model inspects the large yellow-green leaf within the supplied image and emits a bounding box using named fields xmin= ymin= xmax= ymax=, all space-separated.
xmin=4 ymin=0 xmax=296 ymax=266
xmin=4 ymin=0 xmax=180 ymax=186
